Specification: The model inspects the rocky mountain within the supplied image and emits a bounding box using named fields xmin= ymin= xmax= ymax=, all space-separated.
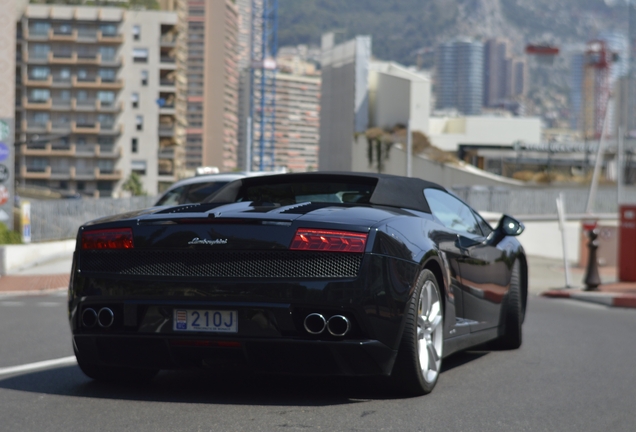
xmin=278 ymin=0 xmax=625 ymax=124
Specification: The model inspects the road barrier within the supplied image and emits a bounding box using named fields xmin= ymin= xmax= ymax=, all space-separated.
xmin=25 ymin=196 xmax=156 ymax=243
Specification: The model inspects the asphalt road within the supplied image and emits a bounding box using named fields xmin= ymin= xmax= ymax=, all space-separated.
xmin=0 ymin=293 xmax=635 ymax=432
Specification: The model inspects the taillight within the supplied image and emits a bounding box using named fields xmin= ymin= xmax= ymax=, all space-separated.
xmin=290 ymin=229 xmax=367 ymax=253
xmin=81 ymin=228 xmax=134 ymax=250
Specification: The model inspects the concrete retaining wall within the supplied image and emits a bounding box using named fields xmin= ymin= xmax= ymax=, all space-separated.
xmin=0 ymin=240 xmax=75 ymax=275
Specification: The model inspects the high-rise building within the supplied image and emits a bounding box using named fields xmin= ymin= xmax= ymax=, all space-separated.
xmin=14 ymin=4 xmax=180 ymax=197
xmin=273 ymin=72 xmax=320 ymax=171
xmin=483 ymin=38 xmax=526 ymax=108
xmin=483 ymin=38 xmax=509 ymax=107
xmin=181 ymin=0 xmax=239 ymax=173
xmin=570 ymin=52 xmax=585 ymax=131
xmin=435 ymin=39 xmax=483 ymax=115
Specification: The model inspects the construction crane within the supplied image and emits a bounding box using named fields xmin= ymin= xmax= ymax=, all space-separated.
xmin=249 ymin=0 xmax=278 ymax=171
xmin=583 ymin=40 xmax=614 ymax=140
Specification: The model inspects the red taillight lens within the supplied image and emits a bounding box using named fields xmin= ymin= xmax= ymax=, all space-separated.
xmin=290 ymin=229 xmax=367 ymax=253
xmin=81 ymin=228 xmax=134 ymax=250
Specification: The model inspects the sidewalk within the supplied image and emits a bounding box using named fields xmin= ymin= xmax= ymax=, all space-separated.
xmin=529 ymin=255 xmax=636 ymax=309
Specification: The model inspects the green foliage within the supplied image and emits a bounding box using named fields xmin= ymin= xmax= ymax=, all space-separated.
xmin=121 ymin=172 xmax=147 ymax=196
xmin=0 ymin=223 xmax=22 ymax=245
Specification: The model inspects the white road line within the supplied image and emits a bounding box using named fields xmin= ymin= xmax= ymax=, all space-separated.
xmin=0 ymin=356 xmax=77 ymax=377
xmin=0 ymin=302 xmax=25 ymax=307
xmin=36 ymin=302 xmax=62 ymax=307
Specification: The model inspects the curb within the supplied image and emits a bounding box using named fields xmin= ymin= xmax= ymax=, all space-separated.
xmin=541 ymin=290 xmax=636 ymax=308
xmin=0 ymin=287 xmax=67 ymax=297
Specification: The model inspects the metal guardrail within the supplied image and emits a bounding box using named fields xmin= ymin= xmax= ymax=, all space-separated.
xmin=22 ymin=187 xmax=633 ymax=242
xmin=452 ymin=186 xmax=636 ymax=217
xmin=28 ymin=196 xmax=156 ymax=242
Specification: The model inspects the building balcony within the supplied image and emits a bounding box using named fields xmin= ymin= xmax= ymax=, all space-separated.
xmin=100 ymin=55 xmax=123 ymax=67
xmin=24 ymin=51 xmax=49 ymax=64
xmin=48 ymin=51 xmax=77 ymax=64
xmin=95 ymin=144 xmax=122 ymax=158
xmin=22 ymin=73 xmax=53 ymax=87
xmin=49 ymin=28 xmax=78 ymax=42
xmin=97 ymin=31 xmax=124 ymax=44
xmin=23 ymin=119 xmax=52 ymax=133
xmin=72 ymin=121 xmax=100 ymax=134
xmin=23 ymin=97 xmax=52 ymax=110
xmin=97 ymin=100 xmax=122 ymax=112
xmin=77 ymin=29 xmax=98 ymax=42
xmin=95 ymin=167 xmax=122 ymax=180
xmin=73 ymin=98 xmax=98 ymax=111
xmin=21 ymin=165 xmax=51 ymax=179
xmin=50 ymin=167 xmax=72 ymax=180
xmin=51 ymin=121 xmax=72 ymax=134
xmin=158 ymin=124 xmax=175 ymax=137
xmin=76 ymin=52 xmax=102 ymax=65
xmin=51 ymin=98 xmax=73 ymax=111
xmin=72 ymin=75 xmax=123 ymax=89
xmin=74 ymin=166 xmax=97 ymax=181
xmin=159 ymin=78 xmax=176 ymax=88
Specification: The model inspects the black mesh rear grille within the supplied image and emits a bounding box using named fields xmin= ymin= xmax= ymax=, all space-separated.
xmin=80 ymin=250 xmax=362 ymax=278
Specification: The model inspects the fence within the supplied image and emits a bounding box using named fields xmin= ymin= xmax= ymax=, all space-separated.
xmin=452 ymin=186 xmax=636 ymax=216
xmin=28 ymin=196 xmax=156 ymax=243
xmin=21 ymin=187 xmax=634 ymax=242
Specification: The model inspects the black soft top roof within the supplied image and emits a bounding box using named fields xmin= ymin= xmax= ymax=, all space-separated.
xmin=207 ymin=172 xmax=446 ymax=213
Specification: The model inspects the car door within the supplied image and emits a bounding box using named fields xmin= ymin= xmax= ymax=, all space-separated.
xmin=424 ymin=189 xmax=507 ymax=332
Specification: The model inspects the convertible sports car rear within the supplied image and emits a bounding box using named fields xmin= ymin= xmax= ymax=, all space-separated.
xmin=68 ymin=173 xmax=527 ymax=395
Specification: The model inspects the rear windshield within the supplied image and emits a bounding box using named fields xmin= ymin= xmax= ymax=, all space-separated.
xmin=237 ymin=181 xmax=376 ymax=206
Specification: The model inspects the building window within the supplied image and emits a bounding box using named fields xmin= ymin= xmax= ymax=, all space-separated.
xmin=131 ymin=92 xmax=139 ymax=108
xmin=136 ymin=115 xmax=143 ymax=131
xmin=131 ymin=160 xmax=146 ymax=175
xmin=99 ymin=68 xmax=116 ymax=82
xmin=30 ymin=66 xmax=49 ymax=80
xmin=100 ymin=24 xmax=117 ymax=36
xmin=132 ymin=48 xmax=148 ymax=63
xmin=132 ymin=25 xmax=140 ymax=41
xmin=141 ymin=70 xmax=148 ymax=86
xmin=29 ymin=89 xmax=50 ymax=102
xmin=131 ymin=137 xmax=138 ymax=153
xmin=97 ymin=91 xmax=115 ymax=107
xmin=99 ymin=46 xmax=116 ymax=62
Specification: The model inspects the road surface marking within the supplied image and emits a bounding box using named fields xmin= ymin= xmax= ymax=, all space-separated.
xmin=36 ymin=302 xmax=62 ymax=307
xmin=0 ymin=301 xmax=24 ymax=307
xmin=0 ymin=356 xmax=77 ymax=377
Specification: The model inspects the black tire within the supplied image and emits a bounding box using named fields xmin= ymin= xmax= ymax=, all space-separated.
xmin=492 ymin=260 xmax=523 ymax=350
xmin=74 ymin=347 xmax=158 ymax=383
xmin=391 ymin=269 xmax=444 ymax=396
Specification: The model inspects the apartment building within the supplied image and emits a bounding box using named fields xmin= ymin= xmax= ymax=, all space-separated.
xmin=436 ymin=39 xmax=483 ymax=116
xmin=182 ymin=0 xmax=239 ymax=173
xmin=273 ymin=73 xmax=320 ymax=172
xmin=15 ymin=4 xmax=181 ymax=197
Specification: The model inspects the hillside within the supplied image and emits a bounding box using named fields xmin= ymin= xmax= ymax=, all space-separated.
xmin=278 ymin=0 xmax=623 ymax=124
xmin=279 ymin=0 xmax=618 ymax=65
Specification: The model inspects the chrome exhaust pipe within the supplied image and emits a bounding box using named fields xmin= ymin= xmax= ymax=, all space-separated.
xmin=81 ymin=308 xmax=97 ymax=328
xmin=303 ymin=313 xmax=326 ymax=334
xmin=327 ymin=315 xmax=350 ymax=337
xmin=97 ymin=307 xmax=114 ymax=328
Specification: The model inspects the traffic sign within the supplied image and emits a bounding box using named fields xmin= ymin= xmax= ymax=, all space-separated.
xmin=0 ymin=143 xmax=8 ymax=161
xmin=0 ymin=185 xmax=8 ymax=206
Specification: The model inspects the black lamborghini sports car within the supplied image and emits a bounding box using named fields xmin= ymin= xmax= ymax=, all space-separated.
xmin=68 ymin=172 xmax=527 ymax=395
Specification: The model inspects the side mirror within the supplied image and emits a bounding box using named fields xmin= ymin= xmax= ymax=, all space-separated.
xmin=487 ymin=214 xmax=524 ymax=245
xmin=499 ymin=215 xmax=524 ymax=236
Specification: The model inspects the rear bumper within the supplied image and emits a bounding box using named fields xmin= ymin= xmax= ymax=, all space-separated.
xmin=73 ymin=335 xmax=397 ymax=376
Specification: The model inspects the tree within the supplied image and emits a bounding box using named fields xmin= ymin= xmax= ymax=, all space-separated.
xmin=121 ymin=172 xmax=146 ymax=196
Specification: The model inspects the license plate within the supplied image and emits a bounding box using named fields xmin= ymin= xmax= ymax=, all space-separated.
xmin=173 ymin=309 xmax=238 ymax=333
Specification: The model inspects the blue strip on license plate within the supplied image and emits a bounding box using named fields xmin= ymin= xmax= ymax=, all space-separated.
xmin=173 ymin=309 xmax=238 ymax=333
